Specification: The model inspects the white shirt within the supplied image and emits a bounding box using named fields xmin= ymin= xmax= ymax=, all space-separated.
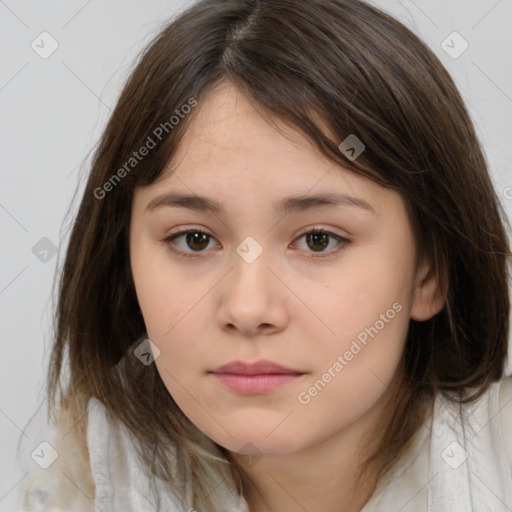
xmin=362 ymin=376 xmax=512 ymax=511
xmin=16 ymin=376 xmax=512 ymax=511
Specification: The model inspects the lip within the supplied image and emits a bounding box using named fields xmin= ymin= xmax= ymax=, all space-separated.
xmin=210 ymin=360 xmax=306 ymax=394
xmin=212 ymin=359 xmax=302 ymax=375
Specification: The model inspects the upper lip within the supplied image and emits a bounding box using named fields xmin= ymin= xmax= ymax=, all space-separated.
xmin=211 ymin=360 xmax=304 ymax=375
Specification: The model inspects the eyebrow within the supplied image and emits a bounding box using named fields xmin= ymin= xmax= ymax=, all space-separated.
xmin=145 ymin=192 xmax=375 ymax=215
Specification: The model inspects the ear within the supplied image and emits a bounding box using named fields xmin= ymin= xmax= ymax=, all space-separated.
xmin=410 ymin=257 xmax=448 ymax=321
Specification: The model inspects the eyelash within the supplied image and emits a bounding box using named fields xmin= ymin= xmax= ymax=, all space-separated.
xmin=162 ymin=226 xmax=351 ymax=259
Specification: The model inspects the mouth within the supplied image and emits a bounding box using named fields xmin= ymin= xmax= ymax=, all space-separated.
xmin=209 ymin=360 xmax=306 ymax=394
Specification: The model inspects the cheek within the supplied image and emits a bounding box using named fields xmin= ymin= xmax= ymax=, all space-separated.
xmin=130 ymin=243 xmax=216 ymax=378
xmin=314 ymin=253 xmax=412 ymax=352
xmin=295 ymin=304 xmax=409 ymax=445
xmin=131 ymin=241 xmax=207 ymax=336
xmin=300 ymin=245 xmax=413 ymax=404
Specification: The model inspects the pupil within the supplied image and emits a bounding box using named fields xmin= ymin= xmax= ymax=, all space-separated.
xmin=307 ymin=232 xmax=328 ymax=251
xmin=187 ymin=232 xmax=209 ymax=251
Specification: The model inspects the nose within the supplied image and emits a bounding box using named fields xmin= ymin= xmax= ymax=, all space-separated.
xmin=217 ymin=246 xmax=289 ymax=337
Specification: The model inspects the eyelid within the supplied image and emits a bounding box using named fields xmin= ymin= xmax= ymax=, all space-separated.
xmin=291 ymin=225 xmax=350 ymax=258
xmin=166 ymin=224 xmax=215 ymax=238
xmin=163 ymin=225 xmax=220 ymax=259
xmin=294 ymin=224 xmax=348 ymax=240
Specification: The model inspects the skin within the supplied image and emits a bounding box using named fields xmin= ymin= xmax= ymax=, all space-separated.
xmin=129 ymin=81 xmax=445 ymax=512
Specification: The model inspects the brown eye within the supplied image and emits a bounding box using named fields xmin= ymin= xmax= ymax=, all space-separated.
xmin=293 ymin=228 xmax=350 ymax=258
xmin=306 ymin=232 xmax=330 ymax=252
xmin=164 ymin=229 xmax=220 ymax=258
xmin=185 ymin=232 xmax=210 ymax=251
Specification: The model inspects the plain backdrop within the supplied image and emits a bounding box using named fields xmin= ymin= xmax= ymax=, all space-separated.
xmin=1 ymin=0 xmax=511 ymax=509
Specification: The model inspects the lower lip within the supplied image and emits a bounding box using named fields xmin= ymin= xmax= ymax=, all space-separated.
xmin=212 ymin=373 xmax=303 ymax=394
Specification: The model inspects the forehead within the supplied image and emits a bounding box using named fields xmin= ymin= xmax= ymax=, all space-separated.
xmin=136 ymin=82 xmax=405 ymax=223
xmin=155 ymin=83 xmax=363 ymax=193
xmin=165 ymin=82 xmax=333 ymax=181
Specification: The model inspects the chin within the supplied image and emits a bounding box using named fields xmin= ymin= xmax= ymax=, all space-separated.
xmin=209 ymin=426 xmax=303 ymax=457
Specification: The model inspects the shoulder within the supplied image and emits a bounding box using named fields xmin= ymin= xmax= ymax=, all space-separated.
xmin=432 ymin=374 xmax=512 ymax=471
xmin=17 ymin=399 xmax=101 ymax=512
xmin=425 ymin=377 xmax=512 ymax=510
xmin=462 ymin=375 xmax=512 ymax=473
xmin=499 ymin=374 xmax=512 ymax=472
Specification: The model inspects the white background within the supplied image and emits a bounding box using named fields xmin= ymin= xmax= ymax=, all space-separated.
xmin=1 ymin=0 xmax=511 ymax=508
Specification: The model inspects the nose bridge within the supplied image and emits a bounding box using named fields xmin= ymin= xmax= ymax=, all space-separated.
xmin=229 ymin=237 xmax=274 ymax=300
xmin=218 ymin=236 xmax=287 ymax=333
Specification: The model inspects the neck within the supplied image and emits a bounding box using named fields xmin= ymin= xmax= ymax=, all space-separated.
xmin=240 ymin=443 xmax=379 ymax=512
xmin=229 ymin=389 xmax=395 ymax=512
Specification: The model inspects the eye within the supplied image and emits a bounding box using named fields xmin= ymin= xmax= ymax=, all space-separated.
xmin=163 ymin=226 xmax=350 ymax=259
xmin=163 ymin=227 xmax=220 ymax=258
xmin=292 ymin=228 xmax=350 ymax=258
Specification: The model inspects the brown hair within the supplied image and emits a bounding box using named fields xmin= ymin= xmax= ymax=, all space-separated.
xmin=44 ymin=0 xmax=510 ymax=509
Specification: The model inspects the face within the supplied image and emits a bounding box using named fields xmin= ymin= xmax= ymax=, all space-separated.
xmin=129 ymin=81 xmax=439 ymax=457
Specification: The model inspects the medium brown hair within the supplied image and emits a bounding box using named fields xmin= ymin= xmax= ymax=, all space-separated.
xmin=45 ymin=0 xmax=510 ymax=509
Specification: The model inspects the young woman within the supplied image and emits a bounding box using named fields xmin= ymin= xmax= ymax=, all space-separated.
xmin=17 ymin=0 xmax=512 ymax=511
